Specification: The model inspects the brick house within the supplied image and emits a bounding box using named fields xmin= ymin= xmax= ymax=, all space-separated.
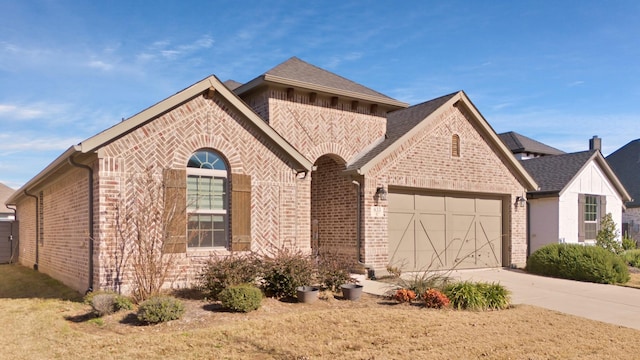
xmin=6 ymin=57 xmax=537 ymax=294
xmin=607 ymin=138 xmax=640 ymax=242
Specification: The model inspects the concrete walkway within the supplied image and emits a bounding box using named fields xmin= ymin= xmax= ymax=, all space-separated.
xmin=360 ymin=268 xmax=640 ymax=330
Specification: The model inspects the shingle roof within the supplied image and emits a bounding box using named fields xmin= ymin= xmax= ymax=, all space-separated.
xmin=520 ymin=150 xmax=596 ymax=194
xmin=0 ymin=183 xmax=15 ymax=213
xmin=499 ymin=131 xmax=565 ymax=156
xmin=222 ymin=79 xmax=243 ymax=91
xmin=346 ymin=92 xmax=459 ymax=171
xmin=606 ymin=139 xmax=640 ymax=207
xmin=265 ymin=57 xmax=396 ymax=100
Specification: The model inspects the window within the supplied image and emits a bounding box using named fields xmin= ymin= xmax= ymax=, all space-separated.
xmin=186 ymin=150 xmax=228 ymax=248
xmin=584 ymin=195 xmax=598 ymax=240
xmin=579 ymin=194 xmax=605 ymax=242
xmin=452 ymin=134 xmax=460 ymax=157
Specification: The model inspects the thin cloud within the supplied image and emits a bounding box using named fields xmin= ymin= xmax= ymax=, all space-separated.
xmin=0 ymin=103 xmax=45 ymax=119
xmin=568 ymin=80 xmax=585 ymax=87
xmin=88 ymin=60 xmax=114 ymax=71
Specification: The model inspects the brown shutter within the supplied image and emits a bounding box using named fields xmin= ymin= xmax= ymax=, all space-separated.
xmin=578 ymin=194 xmax=585 ymax=243
xmin=599 ymin=195 xmax=607 ymax=231
xmin=231 ymin=173 xmax=252 ymax=251
xmin=163 ymin=168 xmax=187 ymax=253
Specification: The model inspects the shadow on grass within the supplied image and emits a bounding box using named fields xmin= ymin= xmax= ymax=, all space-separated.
xmin=0 ymin=264 xmax=83 ymax=302
xmin=64 ymin=312 xmax=98 ymax=323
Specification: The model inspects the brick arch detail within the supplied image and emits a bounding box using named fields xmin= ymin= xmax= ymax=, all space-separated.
xmin=172 ymin=133 xmax=243 ymax=172
xmin=307 ymin=142 xmax=350 ymax=165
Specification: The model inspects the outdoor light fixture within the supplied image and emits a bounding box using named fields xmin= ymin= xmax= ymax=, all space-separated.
xmin=515 ymin=196 xmax=526 ymax=208
xmin=375 ymin=186 xmax=387 ymax=201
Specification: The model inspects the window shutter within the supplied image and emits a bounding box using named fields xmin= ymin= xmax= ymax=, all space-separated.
xmin=578 ymin=194 xmax=585 ymax=243
xmin=163 ymin=168 xmax=187 ymax=253
xmin=231 ymin=173 xmax=252 ymax=251
xmin=599 ymin=195 xmax=607 ymax=230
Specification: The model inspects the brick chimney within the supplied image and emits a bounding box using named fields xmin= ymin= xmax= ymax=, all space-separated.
xmin=589 ymin=135 xmax=601 ymax=152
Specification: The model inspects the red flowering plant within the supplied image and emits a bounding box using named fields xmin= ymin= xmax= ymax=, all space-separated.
xmin=394 ymin=288 xmax=417 ymax=304
xmin=423 ymin=288 xmax=450 ymax=309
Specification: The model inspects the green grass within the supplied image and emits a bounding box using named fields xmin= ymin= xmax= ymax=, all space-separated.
xmin=0 ymin=264 xmax=83 ymax=301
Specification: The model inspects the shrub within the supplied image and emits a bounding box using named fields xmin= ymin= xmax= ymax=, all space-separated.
xmin=261 ymin=248 xmax=316 ymax=298
xmin=596 ymin=213 xmax=623 ymax=255
xmin=527 ymin=243 xmax=629 ymax=284
xmin=622 ymin=249 xmax=640 ymax=268
xmin=422 ymin=288 xmax=450 ymax=309
xmin=84 ymin=291 xmax=134 ymax=317
xmin=317 ymin=254 xmax=354 ymax=292
xmin=199 ymin=254 xmax=261 ymax=300
xmin=477 ymin=282 xmax=510 ymax=310
xmin=622 ymin=236 xmax=637 ymax=251
xmin=444 ymin=281 xmax=487 ymax=310
xmin=219 ymin=284 xmax=263 ymax=313
xmin=394 ymin=289 xmax=416 ymax=304
xmin=394 ymin=270 xmax=452 ymax=295
xmin=137 ymin=296 xmax=185 ymax=324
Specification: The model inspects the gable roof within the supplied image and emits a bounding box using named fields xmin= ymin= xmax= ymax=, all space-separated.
xmin=606 ymin=138 xmax=640 ymax=207
xmin=7 ymin=75 xmax=313 ymax=204
xmin=499 ymin=131 xmax=565 ymax=156
xmin=234 ymin=57 xmax=408 ymax=109
xmin=345 ymin=91 xmax=538 ymax=191
xmin=521 ymin=150 xmax=632 ymax=201
xmin=0 ymin=183 xmax=15 ymax=213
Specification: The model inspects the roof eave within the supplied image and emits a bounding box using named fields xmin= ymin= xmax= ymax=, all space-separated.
xmin=235 ymin=74 xmax=408 ymax=109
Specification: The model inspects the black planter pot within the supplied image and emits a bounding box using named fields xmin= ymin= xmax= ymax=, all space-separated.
xmin=296 ymin=286 xmax=319 ymax=304
xmin=341 ymin=283 xmax=363 ymax=301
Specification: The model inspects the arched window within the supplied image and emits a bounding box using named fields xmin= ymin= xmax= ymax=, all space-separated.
xmin=452 ymin=134 xmax=460 ymax=157
xmin=186 ymin=149 xmax=228 ymax=248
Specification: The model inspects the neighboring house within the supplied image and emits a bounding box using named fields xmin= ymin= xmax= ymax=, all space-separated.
xmin=516 ymin=137 xmax=631 ymax=254
xmin=498 ymin=131 xmax=565 ymax=160
xmin=6 ymin=57 xmax=537 ymax=294
xmin=0 ymin=183 xmax=17 ymax=263
xmin=606 ymin=139 xmax=640 ymax=242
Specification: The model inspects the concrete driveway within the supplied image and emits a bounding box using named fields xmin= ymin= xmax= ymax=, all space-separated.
xmin=452 ymin=268 xmax=640 ymax=330
xmin=361 ymin=268 xmax=640 ymax=330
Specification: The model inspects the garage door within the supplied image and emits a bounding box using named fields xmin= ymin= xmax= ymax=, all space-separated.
xmin=388 ymin=192 xmax=502 ymax=271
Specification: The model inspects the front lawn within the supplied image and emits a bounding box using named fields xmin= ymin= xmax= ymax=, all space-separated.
xmin=1 ymin=264 xmax=640 ymax=359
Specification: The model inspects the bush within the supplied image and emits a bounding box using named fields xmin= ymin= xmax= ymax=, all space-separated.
xmin=422 ymin=288 xmax=450 ymax=309
xmin=527 ymin=243 xmax=629 ymax=284
xmin=219 ymin=284 xmax=263 ymax=312
xmin=137 ymin=296 xmax=185 ymax=324
xmin=622 ymin=236 xmax=637 ymax=251
xmin=596 ymin=213 xmax=623 ymax=255
xmin=317 ymin=254 xmax=354 ymax=292
xmin=477 ymin=282 xmax=510 ymax=310
xmin=394 ymin=270 xmax=452 ymax=296
xmin=199 ymin=254 xmax=261 ymax=300
xmin=84 ymin=291 xmax=134 ymax=317
xmin=394 ymin=289 xmax=416 ymax=304
xmin=261 ymin=248 xmax=316 ymax=298
xmin=622 ymin=249 xmax=640 ymax=268
xmin=444 ymin=281 xmax=487 ymax=310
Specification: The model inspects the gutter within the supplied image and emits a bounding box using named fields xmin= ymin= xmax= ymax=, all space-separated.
xmin=68 ymin=155 xmax=94 ymax=293
xmin=23 ymin=190 xmax=39 ymax=270
xmin=352 ymin=179 xmax=374 ymax=278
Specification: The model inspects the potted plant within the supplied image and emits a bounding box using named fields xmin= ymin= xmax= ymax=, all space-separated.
xmin=296 ymin=286 xmax=320 ymax=304
xmin=340 ymin=283 xmax=363 ymax=301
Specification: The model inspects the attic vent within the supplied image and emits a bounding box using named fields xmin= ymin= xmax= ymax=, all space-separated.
xmin=452 ymin=134 xmax=460 ymax=157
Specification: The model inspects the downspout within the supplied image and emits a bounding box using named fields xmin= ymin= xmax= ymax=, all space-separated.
xmin=68 ymin=155 xmax=94 ymax=293
xmin=352 ymin=179 xmax=374 ymax=278
xmin=23 ymin=191 xmax=39 ymax=270
xmin=6 ymin=204 xmax=17 ymax=264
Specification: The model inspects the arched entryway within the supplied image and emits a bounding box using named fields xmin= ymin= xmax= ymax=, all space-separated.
xmin=310 ymin=154 xmax=358 ymax=263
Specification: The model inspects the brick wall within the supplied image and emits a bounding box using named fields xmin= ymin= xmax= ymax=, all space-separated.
xmin=363 ymin=105 xmax=530 ymax=271
xmin=310 ymin=155 xmax=358 ymax=264
xmin=243 ymin=88 xmax=387 ymax=163
xmin=623 ymin=207 xmax=640 ymax=243
xmin=95 ymin=92 xmax=311 ymax=293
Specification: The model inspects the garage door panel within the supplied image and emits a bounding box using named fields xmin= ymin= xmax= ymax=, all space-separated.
xmin=389 ymin=192 xmax=502 ymax=271
xmin=416 ymin=214 xmax=446 ymax=269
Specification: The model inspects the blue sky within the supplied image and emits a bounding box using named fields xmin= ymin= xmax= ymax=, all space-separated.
xmin=1 ymin=1 xmax=639 ymax=189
